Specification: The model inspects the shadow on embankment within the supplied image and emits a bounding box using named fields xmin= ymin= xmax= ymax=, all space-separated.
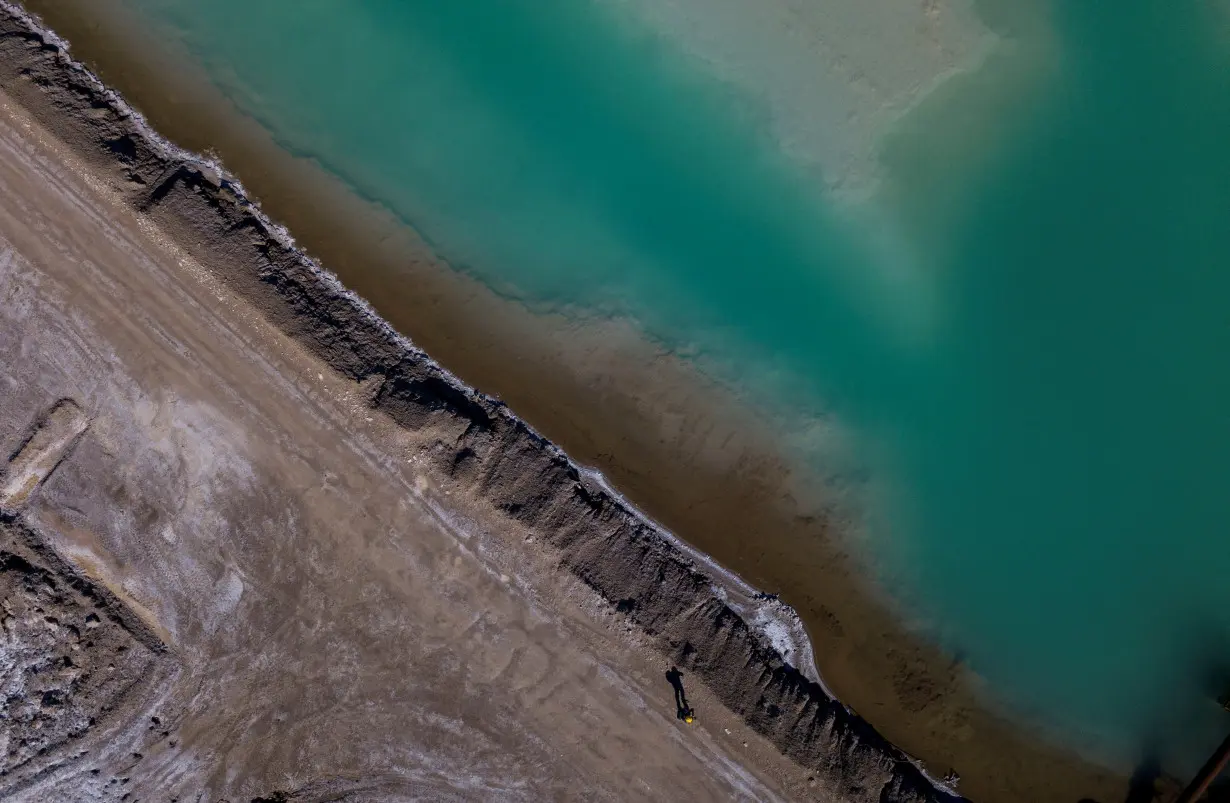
xmin=666 ymin=666 xmax=694 ymax=722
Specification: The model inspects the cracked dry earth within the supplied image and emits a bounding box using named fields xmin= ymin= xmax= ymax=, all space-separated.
xmin=0 ymin=91 xmax=818 ymax=802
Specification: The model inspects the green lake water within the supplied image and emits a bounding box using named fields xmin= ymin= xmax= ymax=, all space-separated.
xmin=120 ymin=0 xmax=1230 ymax=774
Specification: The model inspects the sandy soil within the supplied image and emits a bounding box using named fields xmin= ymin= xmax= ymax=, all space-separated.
xmin=0 ymin=3 xmax=1159 ymax=802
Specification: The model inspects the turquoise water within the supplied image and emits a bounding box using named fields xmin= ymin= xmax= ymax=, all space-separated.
xmin=123 ymin=0 xmax=1230 ymax=773
xmin=884 ymin=1 xmax=1230 ymax=770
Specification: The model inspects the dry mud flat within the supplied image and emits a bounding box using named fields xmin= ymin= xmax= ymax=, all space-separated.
xmin=0 ymin=7 xmax=962 ymax=802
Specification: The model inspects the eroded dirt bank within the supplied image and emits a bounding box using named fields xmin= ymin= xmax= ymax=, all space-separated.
xmin=0 ymin=5 xmax=979 ymax=801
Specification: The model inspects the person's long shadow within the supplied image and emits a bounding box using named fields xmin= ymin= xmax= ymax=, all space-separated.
xmin=666 ymin=666 xmax=693 ymax=722
xmin=1077 ymin=756 xmax=1161 ymax=803
xmin=1124 ymin=758 xmax=1162 ymax=803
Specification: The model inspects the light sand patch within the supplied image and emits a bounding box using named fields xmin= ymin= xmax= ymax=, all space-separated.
xmin=600 ymin=0 xmax=997 ymax=196
xmin=0 ymin=398 xmax=89 ymax=508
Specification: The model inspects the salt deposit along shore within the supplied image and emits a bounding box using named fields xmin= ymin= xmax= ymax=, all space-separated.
xmin=0 ymin=3 xmax=1144 ymax=801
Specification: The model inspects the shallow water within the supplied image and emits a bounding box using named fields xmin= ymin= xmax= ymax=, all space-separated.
xmin=121 ymin=0 xmax=1230 ymax=773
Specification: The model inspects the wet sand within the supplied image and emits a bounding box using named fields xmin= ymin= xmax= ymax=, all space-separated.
xmin=3 ymin=2 xmax=1150 ymax=800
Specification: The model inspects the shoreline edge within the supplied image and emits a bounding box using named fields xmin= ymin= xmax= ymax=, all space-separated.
xmin=0 ymin=3 xmax=962 ymax=801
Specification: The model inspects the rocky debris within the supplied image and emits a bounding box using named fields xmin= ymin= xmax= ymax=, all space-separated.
xmin=0 ymin=518 xmax=167 ymax=797
xmin=0 ymin=5 xmax=964 ymax=800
